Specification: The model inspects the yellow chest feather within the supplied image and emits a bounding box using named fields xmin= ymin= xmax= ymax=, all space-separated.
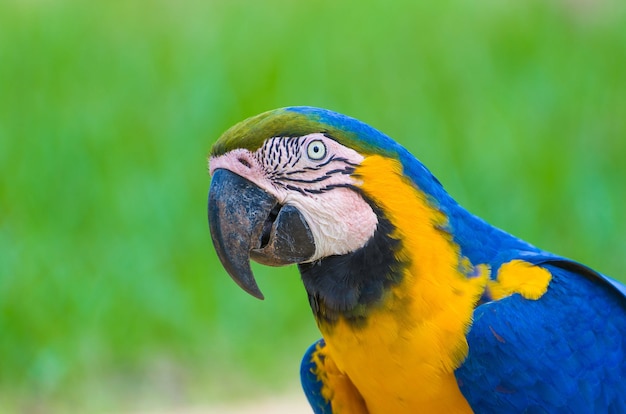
xmin=319 ymin=267 xmax=487 ymax=414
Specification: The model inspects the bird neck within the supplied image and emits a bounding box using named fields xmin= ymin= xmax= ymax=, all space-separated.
xmin=300 ymin=155 xmax=490 ymax=321
xmin=301 ymin=155 xmax=488 ymax=413
xmin=342 ymin=153 xmax=489 ymax=329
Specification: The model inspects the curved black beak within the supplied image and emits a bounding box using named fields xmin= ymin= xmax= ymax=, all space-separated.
xmin=208 ymin=169 xmax=316 ymax=299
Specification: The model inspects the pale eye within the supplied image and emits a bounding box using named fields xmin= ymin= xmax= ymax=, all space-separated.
xmin=306 ymin=140 xmax=327 ymax=160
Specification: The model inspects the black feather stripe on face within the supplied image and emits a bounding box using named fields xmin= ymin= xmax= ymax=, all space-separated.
xmin=255 ymin=136 xmax=358 ymax=195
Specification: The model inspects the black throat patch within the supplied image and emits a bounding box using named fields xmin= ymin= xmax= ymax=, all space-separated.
xmin=298 ymin=205 xmax=406 ymax=327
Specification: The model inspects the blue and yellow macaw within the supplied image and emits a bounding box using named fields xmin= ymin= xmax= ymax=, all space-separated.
xmin=207 ymin=107 xmax=626 ymax=413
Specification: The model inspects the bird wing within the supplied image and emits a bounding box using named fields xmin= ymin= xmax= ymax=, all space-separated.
xmin=456 ymin=257 xmax=626 ymax=413
xmin=301 ymin=339 xmax=333 ymax=414
xmin=300 ymin=339 xmax=369 ymax=414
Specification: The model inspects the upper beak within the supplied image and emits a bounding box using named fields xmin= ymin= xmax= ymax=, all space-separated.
xmin=208 ymin=169 xmax=316 ymax=299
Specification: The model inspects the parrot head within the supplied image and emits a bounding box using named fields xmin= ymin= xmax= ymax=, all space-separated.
xmin=208 ymin=106 xmax=446 ymax=315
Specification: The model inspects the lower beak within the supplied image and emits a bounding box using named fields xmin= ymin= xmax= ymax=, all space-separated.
xmin=208 ymin=169 xmax=316 ymax=299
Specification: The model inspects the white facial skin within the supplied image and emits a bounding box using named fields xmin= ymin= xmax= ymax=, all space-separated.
xmin=209 ymin=133 xmax=379 ymax=261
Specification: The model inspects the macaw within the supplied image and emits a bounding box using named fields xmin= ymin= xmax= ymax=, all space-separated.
xmin=207 ymin=106 xmax=626 ymax=413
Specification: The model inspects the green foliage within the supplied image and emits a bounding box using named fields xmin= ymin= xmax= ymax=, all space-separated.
xmin=0 ymin=0 xmax=624 ymax=411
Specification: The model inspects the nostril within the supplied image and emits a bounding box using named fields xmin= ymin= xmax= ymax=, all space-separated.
xmin=238 ymin=158 xmax=251 ymax=168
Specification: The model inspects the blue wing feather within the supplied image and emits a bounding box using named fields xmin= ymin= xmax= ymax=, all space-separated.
xmin=301 ymin=339 xmax=332 ymax=414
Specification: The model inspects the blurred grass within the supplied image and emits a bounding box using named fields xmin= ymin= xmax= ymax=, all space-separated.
xmin=0 ymin=0 xmax=625 ymax=411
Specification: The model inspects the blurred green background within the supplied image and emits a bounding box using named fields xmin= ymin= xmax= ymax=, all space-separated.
xmin=1 ymin=0 xmax=625 ymax=412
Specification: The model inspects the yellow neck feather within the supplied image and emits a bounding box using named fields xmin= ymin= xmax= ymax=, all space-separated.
xmin=319 ymin=155 xmax=488 ymax=413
